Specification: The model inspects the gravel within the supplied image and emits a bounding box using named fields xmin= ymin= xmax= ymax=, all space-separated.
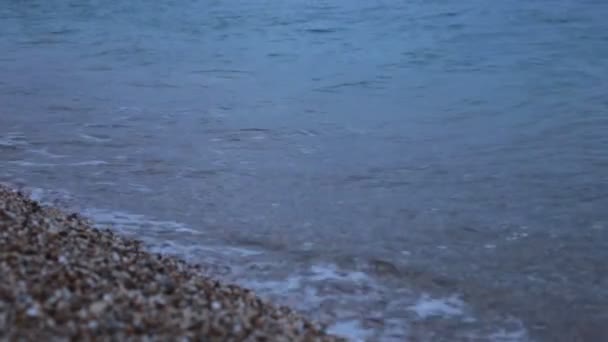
xmin=0 ymin=185 xmax=345 ymax=341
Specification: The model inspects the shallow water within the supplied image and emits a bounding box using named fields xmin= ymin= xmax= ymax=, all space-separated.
xmin=2 ymin=0 xmax=608 ymax=340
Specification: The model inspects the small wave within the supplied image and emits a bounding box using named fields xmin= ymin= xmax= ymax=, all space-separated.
xmin=128 ymin=81 xmax=179 ymax=89
xmin=293 ymin=129 xmax=318 ymax=137
xmin=19 ymin=37 xmax=66 ymax=46
xmin=313 ymin=80 xmax=381 ymax=93
xmin=0 ymin=132 xmax=28 ymax=148
xmin=47 ymin=104 xmax=93 ymax=112
xmin=28 ymin=148 xmax=66 ymax=159
xmin=78 ymin=133 xmax=113 ymax=143
xmin=49 ymin=28 xmax=79 ymax=35
xmin=303 ymin=28 xmax=339 ymax=34
xmin=237 ymin=128 xmax=271 ymax=133
xmin=191 ymin=69 xmax=252 ymax=80
xmin=191 ymin=68 xmax=251 ymax=74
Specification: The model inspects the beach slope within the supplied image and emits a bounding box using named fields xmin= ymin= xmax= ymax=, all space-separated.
xmin=0 ymin=185 xmax=343 ymax=341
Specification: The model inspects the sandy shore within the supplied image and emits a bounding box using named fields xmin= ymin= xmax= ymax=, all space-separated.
xmin=0 ymin=185 xmax=344 ymax=341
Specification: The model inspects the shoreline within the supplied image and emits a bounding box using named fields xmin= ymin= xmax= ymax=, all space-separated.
xmin=0 ymin=185 xmax=343 ymax=340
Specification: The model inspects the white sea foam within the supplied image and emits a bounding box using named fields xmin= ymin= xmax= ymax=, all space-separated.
xmin=308 ymin=264 xmax=369 ymax=282
xmin=8 ymin=161 xmax=58 ymax=167
xmin=245 ymin=275 xmax=303 ymax=293
xmin=28 ymin=187 xmax=46 ymax=202
xmin=7 ymin=160 xmax=108 ymax=167
xmin=241 ymin=263 xmax=415 ymax=341
xmin=127 ymin=183 xmax=153 ymax=193
xmin=409 ymin=294 xmax=465 ymax=319
xmin=70 ymin=160 xmax=108 ymax=166
xmin=488 ymin=324 xmax=530 ymax=341
xmin=327 ymin=320 xmax=368 ymax=341
xmin=194 ymin=245 xmax=263 ymax=257
xmin=245 ymin=263 xmax=375 ymax=295
xmin=506 ymin=232 xmax=529 ymax=241
xmin=83 ymin=208 xmax=197 ymax=235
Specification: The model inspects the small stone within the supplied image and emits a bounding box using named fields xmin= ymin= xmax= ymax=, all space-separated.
xmin=48 ymin=223 xmax=61 ymax=234
xmin=26 ymin=305 xmax=40 ymax=317
xmin=89 ymin=301 xmax=107 ymax=315
xmin=211 ymin=301 xmax=222 ymax=310
xmin=88 ymin=320 xmax=99 ymax=330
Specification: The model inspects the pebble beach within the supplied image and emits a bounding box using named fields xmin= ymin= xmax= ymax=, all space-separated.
xmin=0 ymin=185 xmax=343 ymax=341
